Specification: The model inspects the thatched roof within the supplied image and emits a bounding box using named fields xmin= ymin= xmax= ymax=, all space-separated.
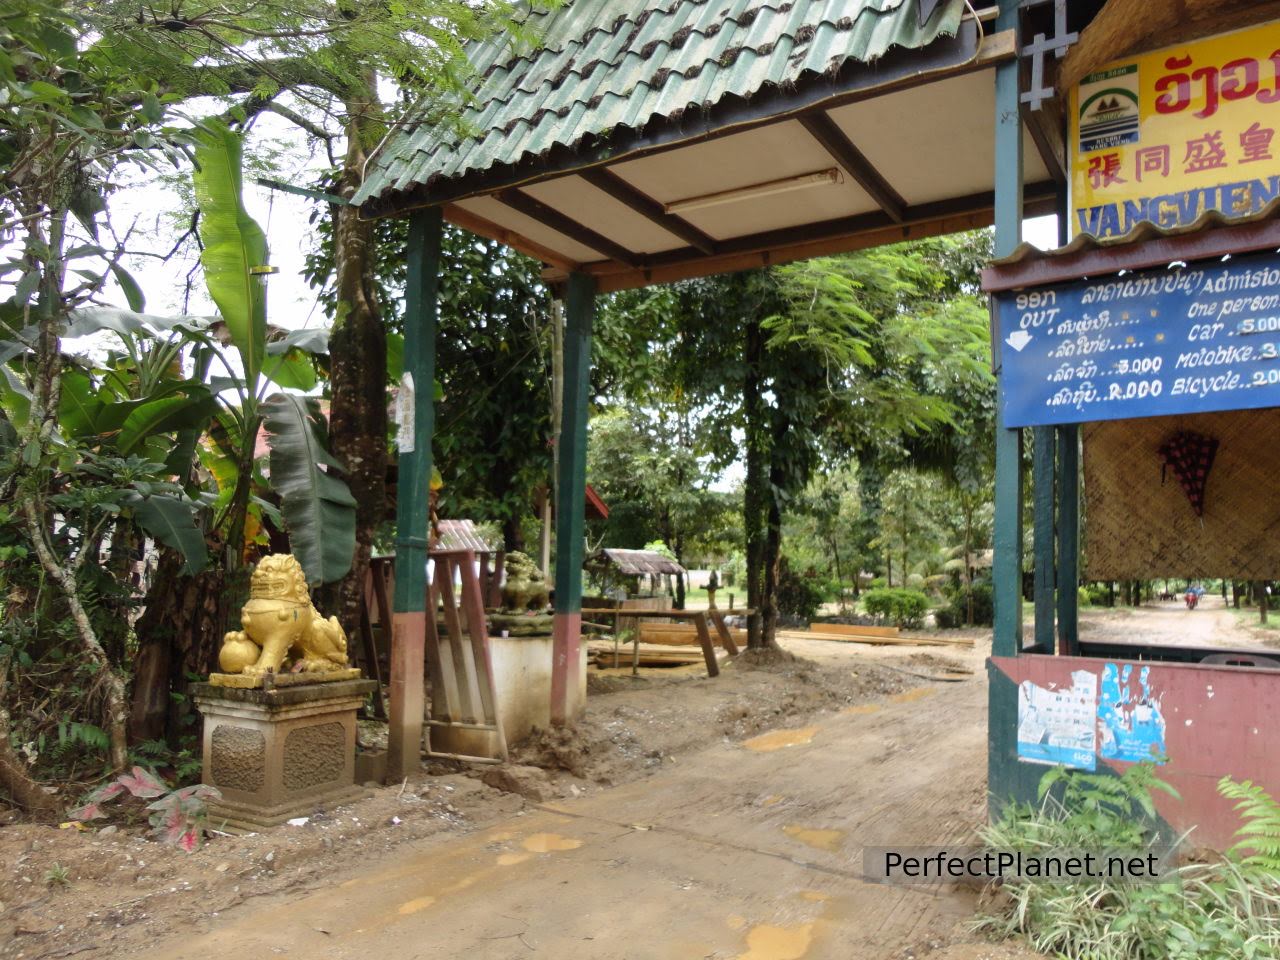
xmin=593 ymin=548 xmax=685 ymax=576
xmin=1059 ymin=0 xmax=1277 ymax=93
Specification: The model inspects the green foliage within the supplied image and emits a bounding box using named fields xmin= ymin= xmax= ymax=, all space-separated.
xmin=862 ymin=588 xmax=928 ymax=629
xmin=1220 ymin=777 xmax=1280 ymax=871
xmin=70 ymin=765 xmax=221 ymax=851
xmin=43 ymin=863 xmax=70 ymax=888
xmin=260 ymin=394 xmax=357 ymax=585
xmin=976 ymin=766 xmax=1280 ymax=960
xmin=193 ymin=122 xmax=269 ymax=389
xmin=935 ymin=580 xmax=994 ymax=629
xmin=775 ymin=559 xmax=827 ymax=621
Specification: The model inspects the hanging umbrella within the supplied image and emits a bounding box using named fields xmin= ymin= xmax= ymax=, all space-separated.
xmin=1158 ymin=431 xmax=1219 ymax=517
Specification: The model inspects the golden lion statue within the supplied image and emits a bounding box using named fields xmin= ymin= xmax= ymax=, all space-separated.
xmin=500 ymin=551 xmax=550 ymax=611
xmin=218 ymin=555 xmax=349 ymax=677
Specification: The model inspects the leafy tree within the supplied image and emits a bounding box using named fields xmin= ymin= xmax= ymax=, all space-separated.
xmin=586 ymin=405 xmax=738 ymax=606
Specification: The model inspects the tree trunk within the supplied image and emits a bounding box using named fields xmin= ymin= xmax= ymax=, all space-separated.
xmin=23 ymin=499 xmax=129 ymax=771
xmin=0 ymin=685 xmax=62 ymax=818
xmin=130 ymin=549 xmax=230 ymax=745
xmin=762 ymin=460 xmax=784 ymax=646
xmin=743 ymin=315 xmax=768 ymax=649
xmin=325 ymin=87 xmax=389 ymax=640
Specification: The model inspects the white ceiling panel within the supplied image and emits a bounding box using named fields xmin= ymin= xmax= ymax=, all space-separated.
xmin=452 ymin=195 xmax=603 ymax=264
xmin=522 ymin=176 xmax=688 ymax=255
xmin=826 ymin=69 xmax=1051 ymax=206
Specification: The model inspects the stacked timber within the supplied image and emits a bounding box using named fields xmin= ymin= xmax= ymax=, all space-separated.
xmin=635 ymin=622 xmax=746 ymax=647
xmin=586 ymin=640 xmax=728 ymax=668
xmin=776 ymin=623 xmax=973 ymax=648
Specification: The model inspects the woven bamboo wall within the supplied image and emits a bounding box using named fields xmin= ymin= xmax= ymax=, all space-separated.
xmin=1084 ymin=409 xmax=1280 ymax=579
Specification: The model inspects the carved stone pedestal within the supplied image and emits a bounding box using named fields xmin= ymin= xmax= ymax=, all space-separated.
xmin=192 ymin=678 xmax=376 ymax=833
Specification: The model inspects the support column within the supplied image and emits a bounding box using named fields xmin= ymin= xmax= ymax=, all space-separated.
xmin=991 ymin=0 xmax=1025 ymax=660
xmin=1057 ymin=425 xmax=1080 ymax=654
xmin=551 ymin=272 xmax=594 ymax=725
xmin=1032 ymin=427 xmax=1056 ymax=653
xmin=388 ymin=208 xmax=442 ymax=780
xmin=988 ymin=0 xmax=1034 ymax=818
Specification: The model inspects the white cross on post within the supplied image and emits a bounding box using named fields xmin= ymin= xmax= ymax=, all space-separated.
xmin=1019 ymin=0 xmax=1079 ymax=111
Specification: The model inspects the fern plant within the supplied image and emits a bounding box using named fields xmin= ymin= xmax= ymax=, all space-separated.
xmin=975 ymin=766 xmax=1280 ymax=960
xmin=1220 ymin=776 xmax=1280 ymax=872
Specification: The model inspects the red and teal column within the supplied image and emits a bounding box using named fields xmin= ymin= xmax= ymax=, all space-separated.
xmin=388 ymin=208 xmax=442 ymax=779
xmin=551 ymin=272 xmax=595 ymax=725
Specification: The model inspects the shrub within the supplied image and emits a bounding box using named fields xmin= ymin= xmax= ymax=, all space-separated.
xmin=937 ymin=581 xmax=995 ymax=629
xmin=863 ymin=588 xmax=929 ymax=629
xmin=777 ymin=559 xmax=827 ymax=620
xmin=70 ymin=766 xmax=222 ymax=851
xmin=1078 ymin=585 xmax=1092 ymax=608
xmin=974 ymin=765 xmax=1280 ymax=960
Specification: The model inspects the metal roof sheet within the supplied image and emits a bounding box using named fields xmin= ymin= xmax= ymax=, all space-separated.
xmin=435 ymin=519 xmax=498 ymax=553
xmin=357 ymin=0 xmax=964 ymax=208
xmin=594 ymin=548 xmax=687 ymax=576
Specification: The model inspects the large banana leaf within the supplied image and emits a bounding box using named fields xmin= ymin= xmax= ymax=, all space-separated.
xmin=260 ymin=393 xmax=356 ymax=585
xmin=192 ymin=123 xmax=268 ymax=388
xmin=124 ymin=492 xmax=208 ymax=574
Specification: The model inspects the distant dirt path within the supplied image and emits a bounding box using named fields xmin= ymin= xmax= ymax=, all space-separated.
xmin=1079 ymin=594 xmax=1266 ymax=649
xmin=134 ymin=652 xmax=996 ymax=960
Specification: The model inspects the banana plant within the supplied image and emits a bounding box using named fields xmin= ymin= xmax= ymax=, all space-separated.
xmin=190 ymin=121 xmax=355 ymax=584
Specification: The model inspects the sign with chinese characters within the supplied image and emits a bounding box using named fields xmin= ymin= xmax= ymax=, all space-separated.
xmin=995 ymin=249 xmax=1280 ymax=427
xmin=1070 ymin=21 xmax=1280 ymax=240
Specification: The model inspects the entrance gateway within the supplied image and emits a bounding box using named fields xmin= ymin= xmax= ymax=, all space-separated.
xmin=350 ymin=0 xmax=1276 ymax=848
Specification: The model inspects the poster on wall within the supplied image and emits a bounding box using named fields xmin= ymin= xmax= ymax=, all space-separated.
xmin=1098 ymin=663 xmax=1169 ymax=763
xmin=1016 ymin=670 xmax=1099 ymax=770
xmin=1070 ymin=21 xmax=1280 ymax=240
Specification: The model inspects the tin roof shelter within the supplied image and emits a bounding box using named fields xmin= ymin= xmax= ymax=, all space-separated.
xmin=363 ymin=0 xmax=1081 ymax=778
xmin=591 ymin=548 xmax=687 ymax=578
xmin=362 ymin=0 xmax=1280 ymax=846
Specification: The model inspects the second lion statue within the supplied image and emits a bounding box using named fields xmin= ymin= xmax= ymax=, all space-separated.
xmin=218 ymin=555 xmax=349 ymax=677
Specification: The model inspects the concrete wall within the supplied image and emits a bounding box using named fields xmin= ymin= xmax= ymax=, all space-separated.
xmin=432 ymin=635 xmax=587 ymax=757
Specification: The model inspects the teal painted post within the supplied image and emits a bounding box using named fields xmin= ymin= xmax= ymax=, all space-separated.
xmin=991 ymin=0 xmax=1024 ymax=660
xmin=551 ymin=272 xmax=595 ymax=724
xmin=1032 ymin=427 xmax=1056 ymax=653
xmin=989 ymin=0 xmax=1035 ymax=818
xmin=388 ymin=208 xmax=442 ymax=780
xmin=1057 ymin=425 xmax=1080 ymax=653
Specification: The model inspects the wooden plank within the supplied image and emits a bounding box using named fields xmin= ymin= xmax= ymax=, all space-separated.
xmin=694 ymin=614 xmax=719 ymax=677
xmin=497 ymin=189 xmax=644 ymax=267
xmin=438 ymin=557 xmax=480 ymax=724
xmin=357 ymin=602 xmax=387 ymax=719
xmin=809 ymin=623 xmax=899 ymax=638
xmin=564 ymin=183 xmax=1060 ymax=294
xmin=443 ymin=203 xmax=581 ymax=272
xmin=798 ymin=113 xmax=906 ymax=222
xmin=708 ymin=611 xmax=740 ymax=657
xmin=579 ymin=168 xmax=718 ymax=255
xmin=457 ymin=549 xmax=508 ymax=760
xmin=424 ymin=577 xmax=457 ymax=723
xmin=778 ymin=630 xmax=973 ymax=648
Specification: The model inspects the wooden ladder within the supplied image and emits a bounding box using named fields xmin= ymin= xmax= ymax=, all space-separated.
xmin=424 ymin=549 xmax=508 ymax=764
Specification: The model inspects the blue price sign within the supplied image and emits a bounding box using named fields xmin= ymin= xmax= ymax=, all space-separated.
xmin=996 ymin=251 xmax=1280 ymax=427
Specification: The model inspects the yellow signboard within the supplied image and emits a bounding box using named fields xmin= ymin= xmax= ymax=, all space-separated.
xmin=1070 ymin=21 xmax=1280 ymax=240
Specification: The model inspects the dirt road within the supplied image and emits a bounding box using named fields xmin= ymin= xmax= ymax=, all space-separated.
xmin=1078 ymin=594 xmax=1270 ymax=649
xmin=132 ymin=648 xmax=998 ymax=960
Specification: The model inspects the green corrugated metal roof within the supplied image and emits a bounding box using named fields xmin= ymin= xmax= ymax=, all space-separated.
xmin=357 ymin=0 xmax=964 ymax=208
